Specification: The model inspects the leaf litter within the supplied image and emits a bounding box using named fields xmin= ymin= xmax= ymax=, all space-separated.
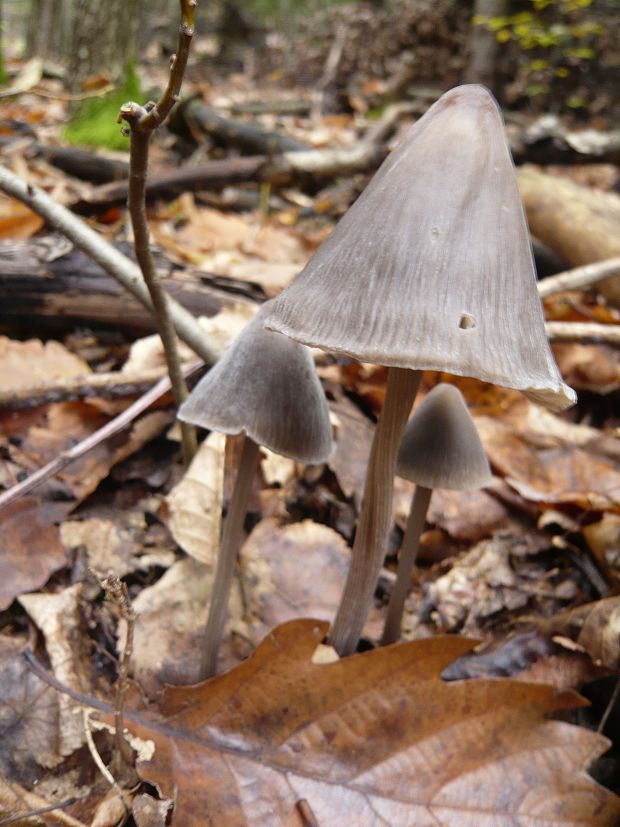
xmin=2 ymin=18 xmax=620 ymax=824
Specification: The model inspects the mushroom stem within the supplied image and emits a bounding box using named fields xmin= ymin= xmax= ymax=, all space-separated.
xmin=380 ymin=484 xmax=432 ymax=646
xmin=328 ymin=367 xmax=422 ymax=656
xmin=200 ymin=434 xmax=260 ymax=680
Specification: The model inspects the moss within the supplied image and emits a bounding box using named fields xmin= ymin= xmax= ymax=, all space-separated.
xmin=63 ymin=64 xmax=143 ymax=151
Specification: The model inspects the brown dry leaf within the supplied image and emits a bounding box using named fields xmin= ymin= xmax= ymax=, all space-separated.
xmin=18 ymin=403 xmax=170 ymax=504
xmin=123 ymin=619 xmax=620 ymax=826
xmin=552 ymin=343 xmax=620 ymax=394
xmin=60 ymin=518 xmax=140 ymax=578
xmin=241 ymin=519 xmax=353 ymax=641
xmin=328 ymin=396 xmax=374 ymax=502
xmin=477 ymin=415 xmax=620 ymax=509
xmin=133 ymin=792 xmax=173 ymax=827
xmin=19 ymin=585 xmax=92 ymax=760
xmin=164 ymin=432 xmax=226 ymax=564
xmin=0 ymin=769 xmax=88 ymax=827
xmin=0 ymin=337 xmax=90 ymax=388
xmin=0 ymin=195 xmax=44 ymax=239
xmin=584 ymin=513 xmax=620 ymax=574
xmin=542 ymin=597 xmax=620 ymax=669
xmin=118 ymin=556 xmax=248 ymax=694
xmin=0 ymin=499 xmax=68 ymax=610
xmin=0 ymin=636 xmax=63 ymax=780
xmin=425 ymin=536 xmax=533 ymax=632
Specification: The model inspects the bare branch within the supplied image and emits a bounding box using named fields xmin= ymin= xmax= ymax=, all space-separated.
xmin=545 ymin=321 xmax=620 ymax=345
xmin=538 ymin=257 xmax=620 ymax=298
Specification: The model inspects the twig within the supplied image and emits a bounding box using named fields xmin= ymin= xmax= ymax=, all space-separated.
xmin=0 ymin=365 xmax=203 ymax=409
xmin=0 ymin=363 xmax=201 ymax=512
xmin=0 ymin=162 xmax=218 ymax=367
xmin=98 ymin=575 xmax=137 ymax=772
xmin=0 ymin=790 xmax=85 ymax=827
xmin=82 ymin=708 xmax=132 ymax=817
xmin=538 ymin=257 xmax=620 ymax=298
xmin=545 ymin=321 xmax=620 ymax=345
xmin=597 ymin=675 xmax=620 ymax=734
xmin=312 ymin=23 xmax=348 ymax=118
xmin=118 ymin=1 xmax=198 ymax=465
xmin=23 ymin=650 xmax=113 ymax=713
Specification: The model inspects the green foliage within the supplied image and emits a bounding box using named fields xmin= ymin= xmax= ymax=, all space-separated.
xmin=63 ymin=65 xmax=142 ymax=151
xmin=472 ymin=0 xmax=603 ymax=106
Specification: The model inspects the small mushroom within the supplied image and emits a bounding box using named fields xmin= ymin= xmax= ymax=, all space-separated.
xmin=178 ymin=301 xmax=332 ymax=678
xmin=265 ymin=84 xmax=574 ymax=656
xmin=380 ymin=383 xmax=492 ymax=645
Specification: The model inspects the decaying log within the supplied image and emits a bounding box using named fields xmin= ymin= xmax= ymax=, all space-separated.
xmin=518 ymin=166 xmax=620 ymax=306
xmin=0 ymin=236 xmax=260 ymax=332
xmin=179 ymin=99 xmax=311 ymax=154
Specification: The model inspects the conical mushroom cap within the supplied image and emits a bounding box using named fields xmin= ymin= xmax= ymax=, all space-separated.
xmin=397 ymin=383 xmax=492 ymax=491
xmin=178 ymin=302 xmax=333 ymax=464
xmin=264 ymin=84 xmax=575 ymax=412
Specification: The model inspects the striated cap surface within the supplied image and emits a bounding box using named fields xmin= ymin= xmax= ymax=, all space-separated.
xmin=397 ymin=383 xmax=492 ymax=490
xmin=264 ymin=84 xmax=575 ymax=411
xmin=178 ymin=302 xmax=333 ymax=463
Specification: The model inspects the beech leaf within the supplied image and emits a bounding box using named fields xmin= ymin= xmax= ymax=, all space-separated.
xmin=125 ymin=619 xmax=620 ymax=826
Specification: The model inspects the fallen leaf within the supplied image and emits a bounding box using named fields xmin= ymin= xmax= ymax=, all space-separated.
xmin=0 ymin=636 xmax=62 ymax=779
xmin=425 ymin=536 xmax=533 ymax=632
xmin=60 ymin=518 xmax=140 ymax=578
xmin=164 ymin=432 xmax=226 ymax=565
xmin=541 ymin=597 xmax=620 ymax=669
xmin=0 ymin=499 xmax=68 ymax=610
xmin=118 ymin=556 xmax=248 ymax=694
xmin=241 ymin=519 xmax=351 ymax=638
xmin=553 ymin=343 xmax=620 ymax=394
xmin=133 ymin=792 xmax=173 ymax=827
xmin=327 ymin=396 xmax=374 ymax=502
xmin=0 ymin=195 xmax=44 ymax=239
xmin=19 ymin=585 xmax=92 ymax=759
xmin=123 ymin=619 xmax=620 ymax=826
xmin=0 ymin=337 xmax=90 ymax=388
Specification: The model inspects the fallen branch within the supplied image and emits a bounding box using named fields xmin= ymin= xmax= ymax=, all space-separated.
xmin=0 ymin=365 xmax=199 ymax=409
xmin=538 ymin=257 xmax=620 ymax=298
xmin=545 ymin=321 xmax=620 ymax=345
xmin=0 ymin=162 xmax=219 ymax=365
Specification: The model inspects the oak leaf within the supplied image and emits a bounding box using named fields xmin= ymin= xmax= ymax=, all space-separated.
xmin=125 ymin=619 xmax=620 ymax=826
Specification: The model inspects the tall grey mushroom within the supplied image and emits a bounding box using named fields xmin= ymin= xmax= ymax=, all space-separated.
xmin=264 ymin=84 xmax=575 ymax=656
xmin=380 ymin=383 xmax=492 ymax=645
xmin=178 ymin=301 xmax=332 ymax=678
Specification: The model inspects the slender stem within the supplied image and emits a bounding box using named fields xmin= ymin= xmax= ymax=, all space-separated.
xmin=124 ymin=116 xmax=197 ymax=465
xmin=328 ymin=367 xmax=422 ymax=656
xmin=116 ymin=2 xmax=199 ymax=466
xmin=380 ymin=485 xmax=432 ymax=646
xmin=200 ymin=435 xmax=260 ymax=679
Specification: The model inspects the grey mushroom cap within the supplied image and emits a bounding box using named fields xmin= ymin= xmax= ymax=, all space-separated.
xmin=397 ymin=383 xmax=492 ymax=491
xmin=264 ymin=84 xmax=575 ymax=412
xmin=178 ymin=302 xmax=333 ymax=464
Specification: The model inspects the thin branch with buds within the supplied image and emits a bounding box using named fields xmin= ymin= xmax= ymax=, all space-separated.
xmin=117 ymin=0 xmax=198 ymax=466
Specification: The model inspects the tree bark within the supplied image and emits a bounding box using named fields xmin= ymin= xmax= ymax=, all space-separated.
xmin=66 ymin=0 xmax=142 ymax=92
xmin=464 ymin=0 xmax=509 ymax=94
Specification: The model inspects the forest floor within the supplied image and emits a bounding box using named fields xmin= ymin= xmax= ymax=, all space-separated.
xmin=0 ymin=8 xmax=620 ymax=826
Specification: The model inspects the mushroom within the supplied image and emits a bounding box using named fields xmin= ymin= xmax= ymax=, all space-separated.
xmin=380 ymin=383 xmax=492 ymax=645
xmin=264 ymin=84 xmax=575 ymax=656
xmin=178 ymin=301 xmax=332 ymax=678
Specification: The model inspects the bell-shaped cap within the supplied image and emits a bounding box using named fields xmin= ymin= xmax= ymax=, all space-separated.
xmin=264 ymin=84 xmax=575 ymax=412
xmin=397 ymin=383 xmax=492 ymax=491
xmin=178 ymin=302 xmax=333 ymax=464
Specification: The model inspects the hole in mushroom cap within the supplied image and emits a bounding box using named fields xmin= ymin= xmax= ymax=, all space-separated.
xmin=459 ymin=313 xmax=476 ymax=330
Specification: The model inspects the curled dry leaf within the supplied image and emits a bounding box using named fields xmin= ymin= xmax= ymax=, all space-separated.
xmin=541 ymin=597 xmax=620 ymax=670
xmin=0 ymin=498 xmax=68 ymax=610
xmin=425 ymin=536 xmax=533 ymax=632
xmin=123 ymin=619 xmax=620 ymax=826
xmin=164 ymin=432 xmax=226 ymax=565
